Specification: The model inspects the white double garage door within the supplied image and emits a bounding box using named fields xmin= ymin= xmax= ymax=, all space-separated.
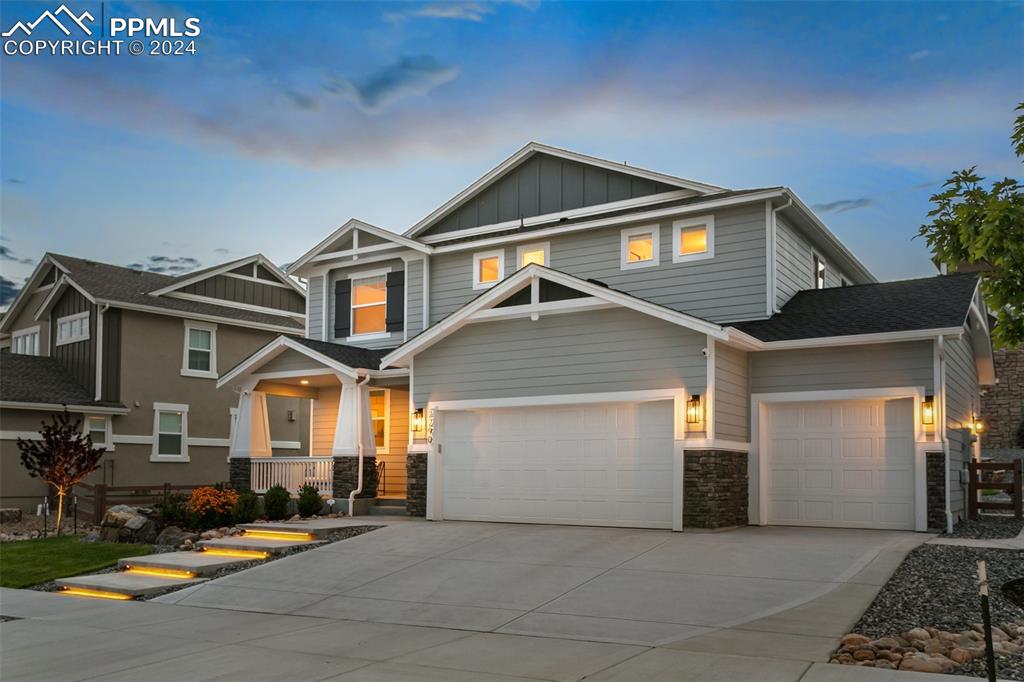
xmin=437 ymin=396 xmax=916 ymax=531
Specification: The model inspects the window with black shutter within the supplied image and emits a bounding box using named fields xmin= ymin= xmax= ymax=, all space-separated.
xmin=385 ymin=271 xmax=405 ymax=332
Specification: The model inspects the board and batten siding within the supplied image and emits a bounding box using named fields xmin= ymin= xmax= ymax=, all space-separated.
xmin=327 ymin=259 xmax=405 ymax=351
xmin=413 ymin=307 xmax=707 ymax=406
xmin=775 ymin=216 xmax=852 ymax=310
xmin=307 ymin=275 xmax=324 ymax=341
xmin=100 ymin=308 xmax=121 ymax=403
xmin=181 ymin=275 xmax=304 ymax=314
xmin=50 ymin=287 xmax=96 ymax=396
xmin=405 ymin=259 xmax=425 ymax=337
xmin=944 ymin=331 xmax=978 ymax=517
xmin=714 ymin=342 xmax=749 ymax=442
xmin=750 ymin=341 xmax=934 ymax=395
xmin=430 ymin=204 xmax=768 ymax=325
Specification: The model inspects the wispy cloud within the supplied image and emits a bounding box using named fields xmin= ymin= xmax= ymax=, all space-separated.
xmin=214 ymin=247 xmax=232 ymax=254
xmin=812 ymin=197 xmax=874 ymax=214
xmin=908 ymin=50 xmax=933 ymax=61
xmin=6 ymin=178 xmax=25 ymax=185
xmin=0 ymin=246 xmax=35 ymax=265
xmin=385 ymin=2 xmax=492 ymax=23
xmin=0 ymin=276 xmax=20 ymax=307
xmin=325 ymin=56 xmax=460 ymax=113
xmin=126 ymin=255 xmax=201 ymax=274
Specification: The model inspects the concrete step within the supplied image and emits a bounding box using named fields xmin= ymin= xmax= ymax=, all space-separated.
xmin=117 ymin=551 xmax=258 ymax=577
xmin=368 ymin=505 xmax=407 ymax=516
xmin=198 ymin=535 xmax=319 ymax=556
xmin=375 ymin=498 xmax=407 ymax=507
xmin=238 ymin=518 xmax=360 ymax=539
xmin=55 ymin=571 xmax=205 ymax=599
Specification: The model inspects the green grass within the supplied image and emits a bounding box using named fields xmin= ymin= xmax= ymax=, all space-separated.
xmin=0 ymin=536 xmax=153 ymax=589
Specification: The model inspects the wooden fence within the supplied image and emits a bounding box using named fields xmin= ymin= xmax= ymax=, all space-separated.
xmin=968 ymin=460 xmax=1023 ymax=519
xmin=73 ymin=481 xmax=223 ymax=525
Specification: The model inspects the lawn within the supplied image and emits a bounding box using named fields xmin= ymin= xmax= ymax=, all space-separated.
xmin=0 ymin=536 xmax=153 ymax=589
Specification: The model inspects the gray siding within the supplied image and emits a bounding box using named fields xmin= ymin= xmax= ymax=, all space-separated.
xmin=406 ymin=259 xmax=425 ymax=336
xmin=50 ymin=287 xmax=96 ymax=396
xmin=328 ymin=259 xmax=405 ymax=350
xmin=181 ymin=274 xmax=304 ymax=314
xmin=750 ymin=341 xmax=934 ymax=394
xmin=423 ymin=152 xmax=681 ymax=237
xmin=431 ymin=204 xmax=768 ymax=325
xmin=715 ymin=343 xmax=749 ymax=442
xmin=307 ymin=275 xmax=324 ymax=341
xmin=944 ymin=331 xmax=978 ymax=517
xmin=100 ymin=308 xmax=121 ymax=403
xmin=413 ymin=307 xmax=707 ymax=406
xmin=775 ymin=216 xmax=853 ymax=309
xmin=258 ymin=348 xmax=328 ymax=374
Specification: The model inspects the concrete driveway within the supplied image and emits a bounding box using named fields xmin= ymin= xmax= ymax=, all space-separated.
xmin=3 ymin=520 xmax=974 ymax=682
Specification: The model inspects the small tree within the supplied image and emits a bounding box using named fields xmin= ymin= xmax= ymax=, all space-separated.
xmin=17 ymin=409 xmax=104 ymax=534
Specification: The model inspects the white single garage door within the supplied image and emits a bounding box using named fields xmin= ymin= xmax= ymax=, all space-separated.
xmin=440 ymin=401 xmax=674 ymax=529
xmin=765 ymin=398 xmax=915 ymax=530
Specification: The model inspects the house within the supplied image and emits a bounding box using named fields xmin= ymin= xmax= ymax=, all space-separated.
xmin=221 ymin=142 xmax=995 ymax=532
xmin=0 ymin=253 xmax=308 ymax=511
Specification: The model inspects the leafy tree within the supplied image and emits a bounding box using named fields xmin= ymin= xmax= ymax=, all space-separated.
xmin=17 ymin=409 xmax=104 ymax=534
xmin=918 ymin=103 xmax=1024 ymax=348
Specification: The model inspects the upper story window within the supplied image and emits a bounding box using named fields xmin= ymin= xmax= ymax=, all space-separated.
xmin=672 ymin=215 xmax=714 ymax=263
xmin=351 ymin=275 xmax=387 ymax=335
xmin=473 ymin=250 xmax=505 ymax=290
xmin=152 ymin=402 xmax=189 ymax=462
xmin=813 ymin=253 xmax=827 ymax=289
xmin=517 ymin=242 xmax=549 ymax=269
xmin=55 ymin=311 xmax=89 ymax=346
xmin=12 ymin=326 xmax=40 ymax=355
xmin=85 ymin=415 xmax=112 ymax=450
xmin=181 ymin=321 xmax=218 ymax=378
xmin=620 ymin=225 xmax=660 ymax=270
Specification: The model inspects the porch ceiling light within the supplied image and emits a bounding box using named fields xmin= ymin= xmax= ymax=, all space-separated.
xmin=300 ymin=379 xmax=310 ymax=385
xmin=921 ymin=395 xmax=935 ymax=426
xmin=686 ymin=394 xmax=703 ymax=424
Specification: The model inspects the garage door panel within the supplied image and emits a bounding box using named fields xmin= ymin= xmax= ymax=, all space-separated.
xmin=804 ymin=469 xmax=833 ymax=490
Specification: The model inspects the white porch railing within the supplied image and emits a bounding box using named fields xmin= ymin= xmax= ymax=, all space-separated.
xmin=251 ymin=457 xmax=333 ymax=496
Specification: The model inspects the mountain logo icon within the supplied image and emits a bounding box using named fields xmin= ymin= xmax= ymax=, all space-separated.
xmin=2 ymin=4 xmax=95 ymax=38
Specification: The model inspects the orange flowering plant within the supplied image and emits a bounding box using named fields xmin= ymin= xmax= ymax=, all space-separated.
xmin=188 ymin=486 xmax=238 ymax=528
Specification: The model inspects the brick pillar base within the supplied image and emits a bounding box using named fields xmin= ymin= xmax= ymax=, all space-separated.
xmin=683 ymin=450 xmax=748 ymax=529
xmin=229 ymin=458 xmax=251 ymax=491
xmin=926 ymin=451 xmax=946 ymax=530
xmin=332 ymin=456 xmax=377 ymax=500
xmin=407 ymin=452 xmax=428 ymax=517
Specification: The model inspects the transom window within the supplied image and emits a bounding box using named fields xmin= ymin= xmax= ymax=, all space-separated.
xmin=672 ymin=215 xmax=715 ymax=263
xmin=56 ymin=311 xmax=89 ymax=346
xmin=473 ymin=250 xmax=505 ymax=289
xmin=620 ymin=225 xmax=660 ymax=270
xmin=152 ymin=403 xmax=189 ymax=461
xmin=181 ymin=321 xmax=217 ymax=378
xmin=351 ymin=275 xmax=387 ymax=335
xmin=369 ymin=388 xmax=389 ymax=453
xmin=517 ymin=242 xmax=550 ymax=269
xmin=12 ymin=327 xmax=40 ymax=355
xmin=813 ymin=253 xmax=827 ymax=289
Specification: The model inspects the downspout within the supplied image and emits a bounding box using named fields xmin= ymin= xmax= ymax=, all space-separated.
xmin=94 ymin=303 xmax=109 ymax=401
xmin=938 ymin=335 xmax=953 ymax=534
xmin=348 ymin=372 xmax=372 ymax=516
xmin=769 ymin=197 xmax=793 ymax=314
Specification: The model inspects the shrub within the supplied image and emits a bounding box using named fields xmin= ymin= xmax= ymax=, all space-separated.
xmin=263 ymin=485 xmax=290 ymax=520
xmin=188 ymin=486 xmax=238 ymax=530
xmin=232 ymin=488 xmax=261 ymax=524
xmin=297 ymin=485 xmax=323 ymax=518
xmin=157 ymin=492 xmax=193 ymax=529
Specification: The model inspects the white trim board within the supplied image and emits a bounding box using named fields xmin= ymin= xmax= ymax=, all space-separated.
xmin=0 ymin=401 xmax=129 ymax=415
xmin=165 ymin=292 xmax=306 ymax=320
xmin=287 ymin=218 xmax=431 ymax=276
xmin=149 ymin=254 xmax=306 ymax=298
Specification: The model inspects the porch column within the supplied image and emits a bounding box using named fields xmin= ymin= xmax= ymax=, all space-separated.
xmin=229 ymin=386 xmax=272 ymax=458
xmin=332 ymin=376 xmax=378 ymax=502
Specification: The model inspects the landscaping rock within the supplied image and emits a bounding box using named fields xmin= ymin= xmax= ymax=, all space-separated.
xmin=0 ymin=508 xmax=23 ymax=523
xmin=951 ymin=647 xmax=973 ymax=665
xmin=841 ymin=633 xmax=871 ymax=647
xmin=899 ymin=654 xmax=945 ymax=673
xmin=155 ymin=526 xmax=198 ymax=547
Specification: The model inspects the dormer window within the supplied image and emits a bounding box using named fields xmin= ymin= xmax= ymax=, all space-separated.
xmin=813 ymin=253 xmax=827 ymax=289
xmin=473 ymin=250 xmax=505 ymax=289
xmin=672 ymin=215 xmax=715 ymax=263
xmin=620 ymin=225 xmax=660 ymax=270
xmin=517 ymin=242 xmax=549 ymax=269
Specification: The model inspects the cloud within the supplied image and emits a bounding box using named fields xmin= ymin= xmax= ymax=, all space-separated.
xmin=385 ymin=2 xmax=492 ymax=23
xmin=908 ymin=50 xmax=933 ymax=61
xmin=0 ymin=276 xmax=20 ymax=307
xmin=286 ymin=90 xmax=319 ymax=111
xmin=214 ymin=247 xmax=231 ymax=254
xmin=812 ymin=197 xmax=874 ymax=214
xmin=6 ymin=178 xmax=25 ymax=184
xmin=126 ymin=255 xmax=201 ymax=274
xmin=325 ymin=56 xmax=460 ymax=113
xmin=0 ymin=246 xmax=35 ymax=265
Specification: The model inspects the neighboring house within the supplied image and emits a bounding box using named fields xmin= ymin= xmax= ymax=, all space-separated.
xmin=218 ymin=142 xmax=994 ymax=532
xmin=981 ymin=347 xmax=1024 ymax=459
xmin=0 ymin=253 xmax=309 ymax=511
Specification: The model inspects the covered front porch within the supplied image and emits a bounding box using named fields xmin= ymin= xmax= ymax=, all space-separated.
xmin=219 ymin=337 xmax=413 ymax=514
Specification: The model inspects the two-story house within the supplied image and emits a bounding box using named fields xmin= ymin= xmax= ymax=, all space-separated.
xmin=0 ymin=253 xmax=309 ymax=511
xmin=221 ymin=142 xmax=995 ymax=533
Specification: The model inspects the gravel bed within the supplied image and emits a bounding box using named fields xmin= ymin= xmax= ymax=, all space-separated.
xmin=945 ymin=516 xmax=1024 ymax=540
xmin=852 ymin=544 xmax=1024 ymax=679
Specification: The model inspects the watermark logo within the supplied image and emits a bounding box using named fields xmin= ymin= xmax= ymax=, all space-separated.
xmin=2 ymin=4 xmax=94 ymax=38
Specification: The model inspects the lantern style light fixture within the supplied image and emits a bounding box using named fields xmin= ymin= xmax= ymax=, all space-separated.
xmin=411 ymin=408 xmax=426 ymax=434
xmin=970 ymin=413 xmax=985 ymax=434
xmin=921 ymin=395 xmax=935 ymax=426
xmin=686 ymin=394 xmax=703 ymax=424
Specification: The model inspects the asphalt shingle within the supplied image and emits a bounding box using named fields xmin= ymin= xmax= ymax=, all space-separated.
xmin=0 ymin=353 xmax=125 ymax=408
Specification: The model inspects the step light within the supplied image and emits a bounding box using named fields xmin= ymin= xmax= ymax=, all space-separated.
xmin=242 ymin=529 xmax=314 ymax=541
xmin=59 ymin=587 xmax=134 ymax=600
xmin=124 ymin=566 xmax=197 ymax=579
xmin=201 ymin=548 xmax=270 ymax=560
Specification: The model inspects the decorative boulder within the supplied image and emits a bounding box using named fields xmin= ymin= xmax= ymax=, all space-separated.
xmin=155 ymin=526 xmax=199 ymax=547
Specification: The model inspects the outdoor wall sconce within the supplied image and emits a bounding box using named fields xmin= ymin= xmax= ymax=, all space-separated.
xmin=970 ymin=413 xmax=985 ymax=434
xmin=921 ymin=395 xmax=935 ymax=426
xmin=686 ymin=394 xmax=703 ymax=424
xmin=411 ymin=409 xmax=426 ymax=433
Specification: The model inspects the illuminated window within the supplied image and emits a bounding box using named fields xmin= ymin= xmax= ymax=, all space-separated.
xmin=620 ymin=225 xmax=660 ymax=270
xmin=673 ymin=215 xmax=714 ymax=263
xmin=813 ymin=253 xmax=827 ymax=289
xmin=369 ymin=389 xmax=389 ymax=453
xmin=517 ymin=242 xmax=549 ymax=268
xmin=472 ymin=250 xmax=505 ymax=289
xmin=351 ymin=275 xmax=387 ymax=335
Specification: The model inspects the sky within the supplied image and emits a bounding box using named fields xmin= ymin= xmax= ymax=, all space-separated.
xmin=1 ymin=0 xmax=1022 ymax=307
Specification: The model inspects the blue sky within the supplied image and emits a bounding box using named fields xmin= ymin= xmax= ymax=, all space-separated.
xmin=1 ymin=1 xmax=1021 ymax=305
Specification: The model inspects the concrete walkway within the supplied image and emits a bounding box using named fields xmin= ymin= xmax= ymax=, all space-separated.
xmin=0 ymin=521 xmax=1007 ymax=681
xmin=927 ymin=524 xmax=1024 ymax=550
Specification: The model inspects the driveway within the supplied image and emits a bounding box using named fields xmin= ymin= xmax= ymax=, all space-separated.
xmin=3 ymin=520 xmax=974 ymax=682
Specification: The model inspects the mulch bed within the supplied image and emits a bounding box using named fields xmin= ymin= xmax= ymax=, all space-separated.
xmin=945 ymin=516 xmax=1024 ymax=540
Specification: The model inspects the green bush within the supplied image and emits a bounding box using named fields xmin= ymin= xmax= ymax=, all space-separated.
xmin=297 ymin=485 xmax=323 ymax=518
xmin=263 ymin=485 xmax=290 ymax=520
xmin=232 ymin=488 xmax=261 ymax=524
xmin=156 ymin=492 xmax=195 ymax=529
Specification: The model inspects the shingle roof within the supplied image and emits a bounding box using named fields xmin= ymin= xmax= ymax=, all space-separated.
xmin=0 ymin=353 xmax=125 ymax=408
xmin=733 ymin=274 xmax=979 ymax=342
xmin=48 ymin=254 xmax=303 ymax=330
xmin=292 ymin=338 xmax=395 ymax=369
xmin=428 ymin=187 xmax=783 ymax=246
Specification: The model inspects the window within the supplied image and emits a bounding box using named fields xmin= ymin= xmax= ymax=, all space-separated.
xmin=620 ymin=225 xmax=660 ymax=270
xmin=672 ymin=215 xmax=715 ymax=263
xmin=472 ymin=250 xmax=505 ymax=289
xmin=351 ymin=275 xmax=387 ymax=335
xmin=813 ymin=253 xmax=827 ymax=290
xmin=152 ymin=403 xmax=189 ymax=461
xmin=181 ymin=321 xmax=218 ymax=378
xmin=12 ymin=326 xmax=40 ymax=355
xmin=55 ymin=311 xmax=89 ymax=346
xmin=516 ymin=242 xmax=550 ymax=269
xmin=85 ymin=415 xmax=112 ymax=450
xmin=369 ymin=388 xmax=389 ymax=453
